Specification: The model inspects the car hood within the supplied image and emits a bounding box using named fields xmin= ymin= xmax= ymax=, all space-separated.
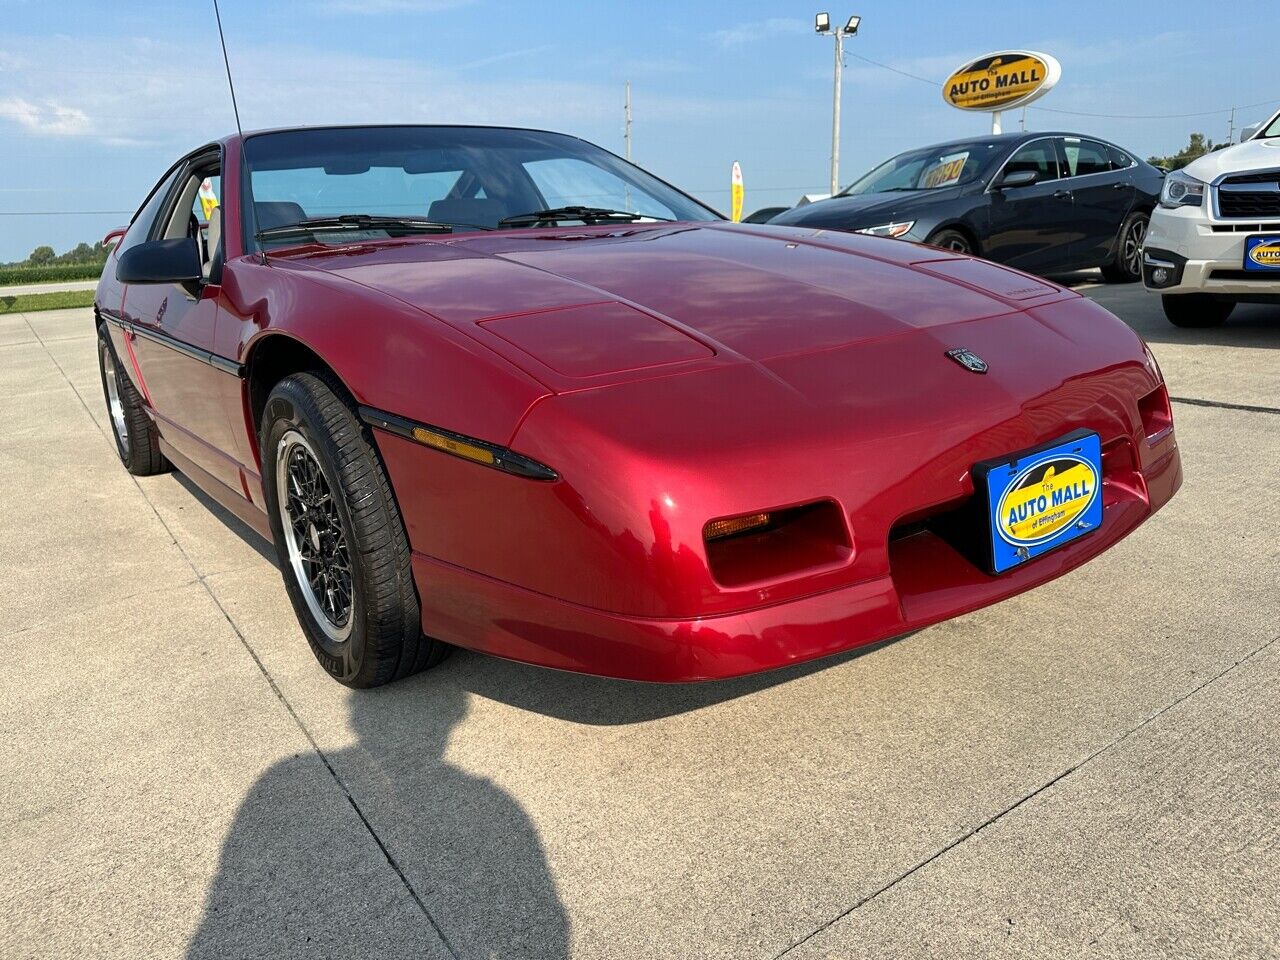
xmin=278 ymin=221 xmax=1075 ymax=390
xmin=769 ymin=188 xmax=961 ymax=228
xmin=1184 ymin=137 xmax=1280 ymax=180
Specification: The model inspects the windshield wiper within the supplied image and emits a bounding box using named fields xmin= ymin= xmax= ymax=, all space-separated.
xmin=255 ymin=214 xmax=489 ymax=242
xmin=497 ymin=206 xmax=672 ymax=227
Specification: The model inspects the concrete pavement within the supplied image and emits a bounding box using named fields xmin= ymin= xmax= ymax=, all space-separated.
xmin=1 ymin=289 xmax=1277 ymax=959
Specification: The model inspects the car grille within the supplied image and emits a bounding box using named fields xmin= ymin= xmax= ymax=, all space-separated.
xmin=1217 ymin=169 xmax=1280 ymax=218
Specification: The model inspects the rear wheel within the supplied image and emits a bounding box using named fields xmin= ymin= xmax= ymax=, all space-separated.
xmin=1100 ymin=211 xmax=1148 ymax=283
xmin=925 ymin=228 xmax=973 ymax=255
xmin=96 ymin=323 xmax=169 ymax=475
xmin=1161 ymin=294 xmax=1235 ymax=328
xmin=261 ymin=371 xmax=449 ymax=687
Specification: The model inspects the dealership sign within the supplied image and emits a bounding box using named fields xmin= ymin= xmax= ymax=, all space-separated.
xmin=942 ymin=51 xmax=1061 ymax=116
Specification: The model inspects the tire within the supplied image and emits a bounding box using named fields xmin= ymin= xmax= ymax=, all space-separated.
xmin=1161 ymin=294 xmax=1235 ymax=328
xmin=925 ymin=228 xmax=973 ymax=255
xmin=96 ymin=322 xmax=169 ymax=476
xmin=261 ymin=371 xmax=449 ymax=687
xmin=1100 ymin=211 xmax=1148 ymax=283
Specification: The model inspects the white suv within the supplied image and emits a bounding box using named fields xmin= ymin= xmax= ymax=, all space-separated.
xmin=1144 ymin=106 xmax=1280 ymax=327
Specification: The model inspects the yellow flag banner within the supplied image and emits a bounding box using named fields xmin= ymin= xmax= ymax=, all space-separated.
xmin=731 ymin=162 xmax=743 ymax=223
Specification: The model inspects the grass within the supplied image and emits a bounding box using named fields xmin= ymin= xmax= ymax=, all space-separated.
xmin=0 ymin=263 xmax=106 ymax=285
xmin=0 ymin=289 xmax=96 ymax=314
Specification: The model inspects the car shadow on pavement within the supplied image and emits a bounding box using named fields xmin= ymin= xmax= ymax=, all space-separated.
xmin=186 ymin=678 xmax=572 ymax=959
xmin=443 ymin=633 xmax=906 ymax=726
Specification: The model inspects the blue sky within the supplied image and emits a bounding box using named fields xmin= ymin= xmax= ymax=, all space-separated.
xmin=0 ymin=0 xmax=1273 ymax=262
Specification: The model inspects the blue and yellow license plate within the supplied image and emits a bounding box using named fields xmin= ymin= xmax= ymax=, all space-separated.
xmin=977 ymin=430 xmax=1104 ymax=574
xmin=1244 ymin=235 xmax=1280 ymax=271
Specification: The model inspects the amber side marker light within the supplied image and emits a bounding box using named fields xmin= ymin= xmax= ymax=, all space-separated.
xmin=704 ymin=512 xmax=772 ymax=541
xmin=412 ymin=426 xmax=495 ymax=465
xmin=358 ymin=407 xmax=558 ymax=481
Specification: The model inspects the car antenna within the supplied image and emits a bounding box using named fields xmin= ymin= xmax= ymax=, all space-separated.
xmin=212 ymin=0 xmax=243 ymax=140
xmin=211 ymin=0 xmax=267 ymax=263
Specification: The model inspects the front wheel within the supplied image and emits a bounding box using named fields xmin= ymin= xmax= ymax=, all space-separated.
xmin=1161 ymin=294 xmax=1235 ymax=328
xmin=924 ymin=228 xmax=973 ymax=255
xmin=1100 ymin=212 xmax=1148 ymax=283
xmin=261 ymin=371 xmax=449 ymax=687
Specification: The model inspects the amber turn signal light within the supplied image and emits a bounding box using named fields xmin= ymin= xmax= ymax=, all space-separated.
xmin=703 ymin=512 xmax=771 ymax=541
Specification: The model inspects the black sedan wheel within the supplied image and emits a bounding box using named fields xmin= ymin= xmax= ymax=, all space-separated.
xmin=1101 ymin=212 xmax=1148 ymax=283
xmin=261 ymin=371 xmax=450 ymax=687
xmin=925 ymin=228 xmax=973 ymax=255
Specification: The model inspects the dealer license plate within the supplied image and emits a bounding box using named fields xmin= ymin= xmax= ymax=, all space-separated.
xmin=1244 ymin=234 xmax=1280 ymax=271
xmin=976 ymin=430 xmax=1104 ymax=575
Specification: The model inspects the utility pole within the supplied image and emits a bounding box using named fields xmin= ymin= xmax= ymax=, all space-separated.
xmin=815 ymin=13 xmax=860 ymax=196
xmin=624 ymin=81 xmax=632 ymax=161
xmin=1227 ymin=105 xmax=1236 ymax=144
xmin=830 ymin=31 xmax=843 ymax=195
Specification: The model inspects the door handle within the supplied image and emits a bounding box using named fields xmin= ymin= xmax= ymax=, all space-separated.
xmin=1053 ymin=189 xmax=1073 ymax=200
xmin=1112 ymin=182 xmax=1129 ymax=190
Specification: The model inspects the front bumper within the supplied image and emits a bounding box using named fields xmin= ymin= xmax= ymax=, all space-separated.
xmin=1145 ymin=206 xmax=1280 ymax=298
xmin=413 ymin=439 xmax=1181 ymax=682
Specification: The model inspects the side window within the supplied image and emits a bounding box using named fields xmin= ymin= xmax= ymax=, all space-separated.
xmin=1106 ymin=144 xmax=1134 ymax=170
xmin=1060 ymin=139 xmax=1112 ymax=178
xmin=117 ymin=167 xmax=182 ymax=255
xmin=155 ymin=159 xmax=222 ymax=277
xmin=1003 ymin=141 xmax=1060 ymax=182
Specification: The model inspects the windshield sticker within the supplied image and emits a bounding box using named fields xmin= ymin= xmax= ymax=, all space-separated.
xmin=921 ymin=152 xmax=969 ymax=189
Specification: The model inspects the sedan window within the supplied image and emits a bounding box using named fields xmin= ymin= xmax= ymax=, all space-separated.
xmin=843 ymin=141 xmax=1002 ymax=195
xmin=1003 ymin=141 xmax=1060 ymax=182
xmin=1060 ymin=139 xmax=1112 ymax=178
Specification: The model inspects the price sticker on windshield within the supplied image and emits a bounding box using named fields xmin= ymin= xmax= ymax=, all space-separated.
xmin=921 ymin=152 xmax=969 ymax=189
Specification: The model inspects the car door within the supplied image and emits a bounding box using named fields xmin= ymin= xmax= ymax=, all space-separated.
xmin=983 ymin=138 xmax=1076 ymax=273
xmin=1059 ymin=137 xmax=1135 ymax=267
xmin=119 ymin=152 xmax=243 ymax=492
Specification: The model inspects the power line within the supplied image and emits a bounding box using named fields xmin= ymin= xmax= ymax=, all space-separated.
xmin=0 ymin=211 xmax=133 ymax=216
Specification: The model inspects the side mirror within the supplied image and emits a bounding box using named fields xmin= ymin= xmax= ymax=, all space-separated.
xmin=1240 ymin=123 xmax=1261 ymax=143
xmin=996 ymin=169 xmax=1039 ymax=190
xmin=115 ymin=237 xmax=202 ymax=285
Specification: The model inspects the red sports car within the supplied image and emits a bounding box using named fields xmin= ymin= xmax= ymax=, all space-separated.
xmin=95 ymin=125 xmax=1181 ymax=687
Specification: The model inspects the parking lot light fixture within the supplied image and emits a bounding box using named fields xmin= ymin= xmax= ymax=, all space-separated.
xmin=817 ymin=12 xmax=861 ymax=195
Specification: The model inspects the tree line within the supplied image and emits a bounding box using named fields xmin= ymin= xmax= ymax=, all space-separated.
xmin=5 ymin=240 xmax=111 ymax=269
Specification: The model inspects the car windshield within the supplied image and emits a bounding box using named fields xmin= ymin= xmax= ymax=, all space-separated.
xmin=1261 ymin=112 xmax=1280 ymax=138
xmin=242 ymin=126 xmax=719 ymax=246
xmin=841 ymin=141 xmax=1003 ymax=196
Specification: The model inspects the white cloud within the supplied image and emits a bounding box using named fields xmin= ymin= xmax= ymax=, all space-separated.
xmin=0 ymin=33 xmax=727 ymax=148
xmin=712 ymin=18 xmax=807 ymax=48
xmin=0 ymin=97 xmax=91 ymax=135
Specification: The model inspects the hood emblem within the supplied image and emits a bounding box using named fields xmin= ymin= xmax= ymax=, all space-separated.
xmin=946 ymin=347 xmax=988 ymax=374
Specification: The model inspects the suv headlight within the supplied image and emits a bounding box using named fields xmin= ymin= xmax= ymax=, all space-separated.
xmin=1159 ymin=170 xmax=1206 ymax=209
xmin=854 ymin=221 xmax=915 ymax=238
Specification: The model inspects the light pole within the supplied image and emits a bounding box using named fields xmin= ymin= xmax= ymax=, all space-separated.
xmin=815 ymin=12 xmax=860 ymax=196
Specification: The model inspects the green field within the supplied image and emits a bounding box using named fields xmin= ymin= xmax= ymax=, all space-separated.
xmin=0 ymin=289 xmax=96 ymax=314
xmin=0 ymin=263 xmax=105 ymax=285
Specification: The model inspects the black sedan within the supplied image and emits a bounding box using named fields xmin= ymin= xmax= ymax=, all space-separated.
xmin=770 ymin=132 xmax=1164 ymax=282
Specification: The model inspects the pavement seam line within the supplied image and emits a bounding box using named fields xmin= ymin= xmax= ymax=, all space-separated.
xmin=29 ymin=314 xmax=462 ymax=960
xmin=1170 ymin=395 xmax=1280 ymax=416
xmin=772 ymin=628 xmax=1280 ymax=960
